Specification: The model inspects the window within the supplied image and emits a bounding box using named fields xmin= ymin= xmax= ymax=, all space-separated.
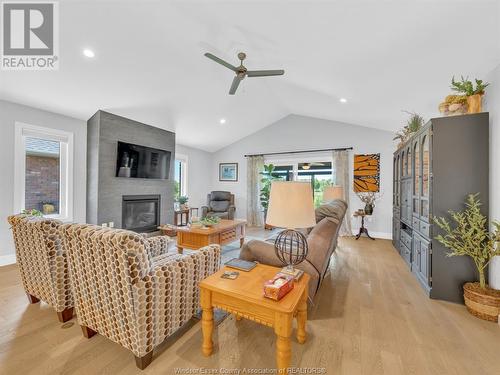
xmin=174 ymin=154 xmax=188 ymax=199
xmin=266 ymin=158 xmax=333 ymax=208
xmin=14 ymin=122 xmax=74 ymax=221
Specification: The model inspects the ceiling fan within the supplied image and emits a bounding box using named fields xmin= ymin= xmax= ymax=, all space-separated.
xmin=204 ymin=52 xmax=284 ymax=95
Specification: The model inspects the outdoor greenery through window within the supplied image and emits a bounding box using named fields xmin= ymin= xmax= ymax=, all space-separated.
xmin=174 ymin=157 xmax=187 ymax=200
xmin=267 ymin=161 xmax=333 ymax=208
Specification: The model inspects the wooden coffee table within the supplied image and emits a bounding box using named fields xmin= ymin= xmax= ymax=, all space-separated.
xmin=199 ymin=264 xmax=310 ymax=373
xmin=176 ymin=219 xmax=246 ymax=253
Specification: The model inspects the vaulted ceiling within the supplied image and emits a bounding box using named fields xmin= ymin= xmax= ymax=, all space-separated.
xmin=1 ymin=0 xmax=499 ymax=151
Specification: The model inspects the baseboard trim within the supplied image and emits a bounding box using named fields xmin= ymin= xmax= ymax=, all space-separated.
xmin=0 ymin=254 xmax=16 ymax=266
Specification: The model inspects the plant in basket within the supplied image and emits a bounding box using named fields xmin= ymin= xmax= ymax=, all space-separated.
xmin=434 ymin=194 xmax=500 ymax=322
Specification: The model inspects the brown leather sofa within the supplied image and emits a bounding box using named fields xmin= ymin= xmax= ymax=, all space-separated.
xmin=239 ymin=199 xmax=348 ymax=299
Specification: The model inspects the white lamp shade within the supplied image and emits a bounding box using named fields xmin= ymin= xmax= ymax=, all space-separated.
xmin=322 ymin=185 xmax=344 ymax=202
xmin=266 ymin=181 xmax=316 ymax=229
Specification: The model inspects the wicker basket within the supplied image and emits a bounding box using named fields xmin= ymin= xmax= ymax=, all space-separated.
xmin=463 ymin=282 xmax=500 ymax=322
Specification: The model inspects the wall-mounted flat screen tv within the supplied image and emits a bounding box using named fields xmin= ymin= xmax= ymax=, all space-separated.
xmin=116 ymin=141 xmax=171 ymax=179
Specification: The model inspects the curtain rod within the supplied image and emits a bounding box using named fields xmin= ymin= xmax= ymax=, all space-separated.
xmin=244 ymin=147 xmax=353 ymax=158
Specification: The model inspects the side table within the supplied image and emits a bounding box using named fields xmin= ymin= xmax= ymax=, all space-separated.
xmin=354 ymin=212 xmax=375 ymax=240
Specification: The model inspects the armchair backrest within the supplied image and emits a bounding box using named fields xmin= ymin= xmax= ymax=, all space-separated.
xmin=306 ymin=199 xmax=347 ymax=276
xmin=8 ymin=214 xmax=72 ymax=311
xmin=62 ymin=223 xmax=151 ymax=346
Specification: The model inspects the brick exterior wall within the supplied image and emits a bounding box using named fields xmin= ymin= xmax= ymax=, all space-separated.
xmin=25 ymin=155 xmax=60 ymax=214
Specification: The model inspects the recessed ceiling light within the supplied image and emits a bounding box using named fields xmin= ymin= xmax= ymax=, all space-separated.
xmin=219 ymin=118 xmax=226 ymax=124
xmin=339 ymin=98 xmax=347 ymax=103
xmin=83 ymin=49 xmax=95 ymax=58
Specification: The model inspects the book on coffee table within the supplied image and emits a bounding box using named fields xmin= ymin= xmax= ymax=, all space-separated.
xmin=224 ymin=258 xmax=257 ymax=272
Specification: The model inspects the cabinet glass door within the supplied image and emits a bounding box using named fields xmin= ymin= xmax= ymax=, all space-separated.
xmin=413 ymin=140 xmax=420 ymax=215
xmin=421 ymin=133 xmax=430 ymax=220
xmin=406 ymin=146 xmax=412 ymax=176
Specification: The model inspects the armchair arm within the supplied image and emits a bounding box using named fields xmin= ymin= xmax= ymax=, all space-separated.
xmin=227 ymin=205 xmax=236 ymax=220
xmin=201 ymin=206 xmax=210 ymax=218
xmin=147 ymin=235 xmax=175 ymax=258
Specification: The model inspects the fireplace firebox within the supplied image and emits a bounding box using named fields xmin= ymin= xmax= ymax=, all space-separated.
xmin=122 ymin=195 xmax=160 ymax=233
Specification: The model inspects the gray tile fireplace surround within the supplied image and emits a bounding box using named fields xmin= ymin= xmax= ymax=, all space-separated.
xmin=86 ymin=110 xmax=175 ymax=230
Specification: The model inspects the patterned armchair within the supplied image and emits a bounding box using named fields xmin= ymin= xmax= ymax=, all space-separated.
xmin=201 ymin=191 xmax=236 ymax=219
xmin=7 ymin=214 xmax=74 ymax=322
xmin=61 ymin=224 xmax=221 ymax=369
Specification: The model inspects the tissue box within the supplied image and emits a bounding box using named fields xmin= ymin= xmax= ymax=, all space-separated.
xmin=263 ymin=273 xmax=294 ymax=301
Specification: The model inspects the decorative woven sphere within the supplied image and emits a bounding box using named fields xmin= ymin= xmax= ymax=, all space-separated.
xmin=274 ymin=229 xmax=308 ymax=267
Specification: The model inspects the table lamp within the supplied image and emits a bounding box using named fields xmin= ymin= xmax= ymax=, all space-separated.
xmin=265 ymin=181 xmax=316 ymax=279
xmin=322 ymin=185 xmax=343 ymax=202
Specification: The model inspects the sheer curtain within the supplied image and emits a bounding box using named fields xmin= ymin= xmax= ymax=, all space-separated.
xmin=332 ymin=150 xmax=352 ymax=236
xmin=246 ymin=155 xmax=265 ymax=226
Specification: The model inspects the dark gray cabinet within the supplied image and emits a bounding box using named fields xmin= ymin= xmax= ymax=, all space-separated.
xmin=392 ymin=113 xmax=489 ymax=303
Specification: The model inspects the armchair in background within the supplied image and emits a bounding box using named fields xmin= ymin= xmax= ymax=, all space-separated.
xmin=201 ymin=191 xmax=236 ymax=220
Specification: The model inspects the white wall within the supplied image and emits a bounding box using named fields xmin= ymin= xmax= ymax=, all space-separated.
xmin=176 ymin=144 xmax=213 ymax=213
xmin=211 ymin=114 xmax=394 ymax=237
xmin=485 ymin=64 xmax=500 ymax=289
xmin=0 ymin=100 xmax=87 ymax=263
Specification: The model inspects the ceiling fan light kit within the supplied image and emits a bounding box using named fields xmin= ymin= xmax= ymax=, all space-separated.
xmin=204 ymin=52 xmax=285 ymax=95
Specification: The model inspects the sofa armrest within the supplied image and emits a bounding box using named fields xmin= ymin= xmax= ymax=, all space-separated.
xmin=227 ymin=205 xmax=236 ymax=220
xmin=147 ymin=235 xmax=175 ymax=258
xmin=239 ymin=240 xmax=284 ymax=267
xmin=240 ymin=239 xmax=322 ymax=300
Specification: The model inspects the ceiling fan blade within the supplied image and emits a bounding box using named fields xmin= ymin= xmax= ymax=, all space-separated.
xmin=204 ymin=53 xmax=238 ymax=72
xmin=229 ymin=76 xmax=242 ymax=95
xmin=247 ymin=69 xmax=285 ymax=77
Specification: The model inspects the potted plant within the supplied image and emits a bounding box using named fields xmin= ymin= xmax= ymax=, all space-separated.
xmin=260 ymin=164 xmax=279 ymax=228
xmin=434 ymin=194 xmax=500 ymax=322
xmin=393 ymin=111 xmax=425 ymax=148
xmin=177 ymin=195 xmax=189 ymax=210
xmin=450 ymin=76 xmax=489 ymax=114
xmin=356 ymin=192 xmax=380 ymax=215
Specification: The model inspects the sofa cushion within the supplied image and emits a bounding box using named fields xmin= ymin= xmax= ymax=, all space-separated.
xmin=210 ymin=191 xmax=231 ymax=201
xmin=210 ymin=200 xmax=230 ymax=212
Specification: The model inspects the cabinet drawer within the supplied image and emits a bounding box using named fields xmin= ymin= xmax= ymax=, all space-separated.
xmin=400 ymin=243 xmax=411 ymax=265
xmin=420 ymin=221 xmax=431 ymax=238
xmin=400 ymin=231 xmax=412 ymax=249
xmin=412 ymin=217 xmax=420 ymax=230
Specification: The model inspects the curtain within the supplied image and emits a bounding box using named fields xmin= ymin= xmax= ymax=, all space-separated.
xmin=332 ymin=150 xmax=352 ymax=236
xmin=246 ymin=155 xmax=265 ymax=226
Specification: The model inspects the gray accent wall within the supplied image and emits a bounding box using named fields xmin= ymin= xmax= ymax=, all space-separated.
xmin=86 ymin=110 xmax=175 ymax=228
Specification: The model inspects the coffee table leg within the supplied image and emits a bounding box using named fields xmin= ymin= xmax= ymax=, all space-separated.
xmin=275 ymin=314 xmax=292 ymax=373
xmin=296 ymin=290 xmax=307 ymax=344
xmin=240 ymin=237 xmax=245 ymax=247
xmin=177 ymin=246 xmax=183 ymax=254
xmin=200 ymin=289 xmax=213 ymax=356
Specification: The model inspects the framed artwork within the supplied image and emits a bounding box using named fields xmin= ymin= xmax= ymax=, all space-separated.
xmin=353 ymin=154 xmax=380 ymax=192
xmin=219 ymin=163 xmax=238 ymax=182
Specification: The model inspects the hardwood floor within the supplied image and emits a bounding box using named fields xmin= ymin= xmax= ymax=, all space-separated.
xmin=1 ymin=236 xmax=499 ymax=374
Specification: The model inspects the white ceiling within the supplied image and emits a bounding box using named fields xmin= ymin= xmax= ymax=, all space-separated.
xmin=1 ymin=0 xmax=499 ymax=152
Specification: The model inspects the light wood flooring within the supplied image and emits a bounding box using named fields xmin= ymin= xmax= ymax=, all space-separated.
xmin=1 ymin=235 xmax=500 ymax=374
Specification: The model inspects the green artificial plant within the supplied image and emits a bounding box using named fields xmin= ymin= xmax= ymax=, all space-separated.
xmin=177 ymin=195 xmax=189 ymax=205
xmin=450 ymin=76 xmax=489 ymax=96
xmin=393 ymin=111 xmax=426 ymax=145
xmin=434 ymin=194 xmax=500 ymax=289
xmin=259 ymin=164 xmax=279 ymax=210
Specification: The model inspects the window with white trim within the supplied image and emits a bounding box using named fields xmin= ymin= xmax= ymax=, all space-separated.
xmin=14 ymin=122 xmax=74 ymax=221
xmin=174 ymin=153 xmax=188 ymax=199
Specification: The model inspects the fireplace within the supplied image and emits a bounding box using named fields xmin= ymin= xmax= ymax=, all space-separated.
xmin=122 ymin=195 xmax=160 ymax=233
